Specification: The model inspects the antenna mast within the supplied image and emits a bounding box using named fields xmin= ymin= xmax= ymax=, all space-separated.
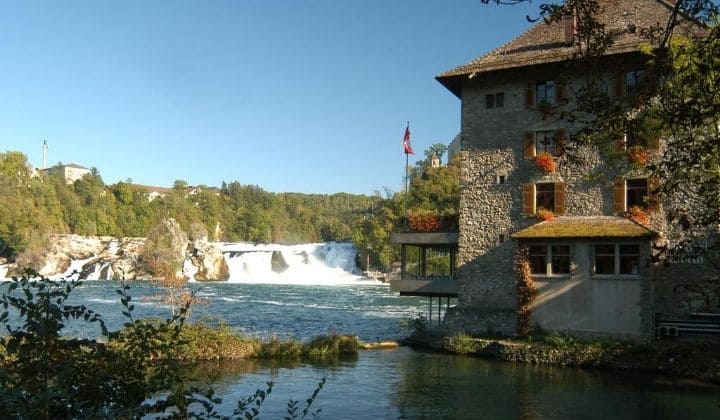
xmin=42 ymin=139 xmax=48 ymax=169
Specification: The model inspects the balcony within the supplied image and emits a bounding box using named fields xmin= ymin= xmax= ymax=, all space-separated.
xmin=390 ymin=220 xmax=458 ymax=298
xmin=391 ymin=274 xmax=458 ymax=297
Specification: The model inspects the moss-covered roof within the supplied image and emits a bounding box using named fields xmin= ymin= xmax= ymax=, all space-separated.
xmin=511 ymin=216 xmax=656 ymax=240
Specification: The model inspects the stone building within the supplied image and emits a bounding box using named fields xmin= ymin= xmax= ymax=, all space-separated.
xmin=434 ymin=0 xmax=718 ymax=338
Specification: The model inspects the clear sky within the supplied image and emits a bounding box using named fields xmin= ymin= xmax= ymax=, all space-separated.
xmin=0 ymin=0 xmax=538 ymax=195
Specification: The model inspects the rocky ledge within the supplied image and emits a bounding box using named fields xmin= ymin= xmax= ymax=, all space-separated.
xmin=3 ymin=232 xmax=229 ymax=282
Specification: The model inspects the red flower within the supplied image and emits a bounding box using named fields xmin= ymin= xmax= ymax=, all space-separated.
xmin=533 ymin=152 xmax=556 ymax=173
xmin=408 ymin=213 xmax=441 ymax=232
xmin=627 ymin=206 xmax=649 ymax=225
xmin=627 ymin=146 xmax=649 ymax=166
xmin=535 ymin=208 xmax=555 ymax=221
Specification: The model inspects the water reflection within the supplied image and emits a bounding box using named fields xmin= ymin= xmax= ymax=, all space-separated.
xmin=187 ymin=348 xmax=719 ymax=419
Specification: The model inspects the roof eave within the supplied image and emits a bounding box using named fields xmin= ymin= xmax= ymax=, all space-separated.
xmin=435 ymin=74 xmax=462 ymax=99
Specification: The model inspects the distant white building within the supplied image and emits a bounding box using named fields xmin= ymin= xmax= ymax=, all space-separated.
xmin=133 ymin=184 xmax=173 ymax=202
xmin=40 ymin=163 xmax=91 ymax=184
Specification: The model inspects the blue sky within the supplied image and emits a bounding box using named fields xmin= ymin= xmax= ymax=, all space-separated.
xmin=0 ymin=0 xmax=538 ymax=195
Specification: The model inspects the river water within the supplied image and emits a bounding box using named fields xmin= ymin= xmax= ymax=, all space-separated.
xmin=2 ymin=279 xmax=719 ymax=418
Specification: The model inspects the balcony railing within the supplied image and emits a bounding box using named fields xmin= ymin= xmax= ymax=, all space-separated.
xmin=391 ymin=274 xmax=458 ymax=297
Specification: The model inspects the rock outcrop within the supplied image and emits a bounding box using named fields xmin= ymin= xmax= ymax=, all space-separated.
xmin=190 ymin=237 xmax=229 ymax=281
xmin=2 ymin=228 xmax=230 ymax=281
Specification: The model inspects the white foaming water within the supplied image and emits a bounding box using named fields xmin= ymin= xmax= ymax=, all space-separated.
xmin=2 ymin=241 xmax=378 ymax=285
xmin=58 ymin=257 xmax=95 ymax=280
xmin=183 ymin=258 xmax=198 ymax=283
xmin=222 ymin=242 xmax=375 ymax=285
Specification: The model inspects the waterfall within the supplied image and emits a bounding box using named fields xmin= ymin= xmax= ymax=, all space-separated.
xmin=221 ymin=242 xmax=371 ymax=285
xmin=2 ymin=241 xmax=378 ymax=285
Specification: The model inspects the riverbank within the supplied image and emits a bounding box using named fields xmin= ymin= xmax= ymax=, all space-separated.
xmin=403 ymin=331 xmax=720 ymax=384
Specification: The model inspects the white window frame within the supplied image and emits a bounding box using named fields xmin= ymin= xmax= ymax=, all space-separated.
xmin=592 ymin=243 xmax=642 ymax=278
xmin=529 ymin=243 xmax=572 ymax=277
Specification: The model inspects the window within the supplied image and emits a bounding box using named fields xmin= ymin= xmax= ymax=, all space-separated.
xmin=594 ymin=244 xmax=641 ymax=276
xmin=626 ymin=179 xmax=648 ymax=209
xmin=523 ymin=182 xmax=566 ymax=215
xmin=551 ymin=245 xmax=571 ymax=274
xmin=535 ymin=130 xmax=557 ymax=155
xmin=614 ymin=178 xmax=656 ymax=213
xmin=619 ymin=245 xmax=640 ymax=275
xmin=625 ymin=70 xmax=645 ymax=95
xmin=529 ymin=244 xmax=571 ymax=276
xmin=536 ymin=80 xmax=556 ymax=104
xmin=536 ymin=183 xmax=555 ymax=212
xmin=529 ymin=245 xmax=548 ymax=275
xmin=594 ymin=244 xmax=616 ymax=275
xmin=486 ymin=92 xmax=505 ymax=109
xmin=497 ymin=174 xmax=507 ymax=184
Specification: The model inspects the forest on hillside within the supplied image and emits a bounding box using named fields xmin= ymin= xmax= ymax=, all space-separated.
xmin=0 ymin=147 xmax=459 ymax=272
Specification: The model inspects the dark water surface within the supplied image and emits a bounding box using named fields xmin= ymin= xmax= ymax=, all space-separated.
xmin=3 ymin=280 xmax=719 ymax=418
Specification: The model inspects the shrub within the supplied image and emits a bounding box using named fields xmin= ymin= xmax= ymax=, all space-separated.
xmin=443 ymin=332 xmax=479 ymax=355
xmin=256 ymin=337 xmax=304 ymax=359
xmin=0 ymin=272 xmax=328 ymax=418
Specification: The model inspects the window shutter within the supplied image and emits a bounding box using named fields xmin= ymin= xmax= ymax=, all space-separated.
xmin=613 ymin=73 xmax=625 ymax=97
xmin=523 ymin=183 xmax=535 ymax=215
xmin=554 ymin=182 xmax=566 ymax=214
xmin=523 ymin=132 xmax=535 ymax=159
xmin=525 ymin=82 xmax=535 ymax=108
xmin=555 ymin=129 xmax=567 ymax=155
xmin=557 ymin=82 xmax=566 ymax=103
xmin=648 ymin=177 xmax=661 ymax=212
xmin=613 ymin=179 xmax=626 ymax=213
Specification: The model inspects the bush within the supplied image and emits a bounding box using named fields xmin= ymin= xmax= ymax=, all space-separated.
xmin=443 ymin=332 xmax=479 ymax=355
xmin=305 ymin=335 xmax=360 ymax=358
xmin=256 ymin=337 xmax=305 ymax=359
xmin=0 ymin=272 xmax=328 ymax=418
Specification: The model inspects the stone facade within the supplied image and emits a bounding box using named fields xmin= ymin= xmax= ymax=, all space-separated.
xmin=438 ymin=1 xmax=717 ymax=338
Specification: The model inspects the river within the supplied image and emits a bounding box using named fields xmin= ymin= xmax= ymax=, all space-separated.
xmin=3 ymin=279 xmax=717 ymax=419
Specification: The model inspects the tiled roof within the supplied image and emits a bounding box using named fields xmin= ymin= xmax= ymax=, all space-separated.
xmin=511 ymin=216 xmax=656 ymax=239
xmin=437 ymin=0 xmax=682 ymax=96
xmin=133 ymin=184 xmax=172 ymax=194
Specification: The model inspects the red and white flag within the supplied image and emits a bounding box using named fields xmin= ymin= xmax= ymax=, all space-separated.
xmin=403 ymin=124 xmax=414 ymax=155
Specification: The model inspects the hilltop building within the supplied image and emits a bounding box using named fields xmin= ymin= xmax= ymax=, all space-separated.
xmin=408 ymin=0 xmax=719 ymax=338
xmin=41 ymin=163 xmax=91 ymax=184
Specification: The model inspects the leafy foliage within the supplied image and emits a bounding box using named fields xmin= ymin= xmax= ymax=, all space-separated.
xmin=0 ymin=272 xmax=330 ymax=418
xmin=0 ymin=153 xmax=377 ymax=262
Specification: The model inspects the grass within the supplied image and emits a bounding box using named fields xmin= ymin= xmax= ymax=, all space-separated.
xmin=109 ymin=318 xmax=362 ymax=361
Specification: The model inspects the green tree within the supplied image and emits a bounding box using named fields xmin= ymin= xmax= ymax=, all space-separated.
xmin=423 ymin=143 xmax=449 ymax=165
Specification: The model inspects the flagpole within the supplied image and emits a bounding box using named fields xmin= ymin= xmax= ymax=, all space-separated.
xmin=405 ymin=152 xmax=409 ymax=195
xmin=404 ymin=121 xmax=410 ymax=195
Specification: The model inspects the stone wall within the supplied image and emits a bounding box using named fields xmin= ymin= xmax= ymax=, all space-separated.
xmin=453 ymin=60 xmax=667 ymax=336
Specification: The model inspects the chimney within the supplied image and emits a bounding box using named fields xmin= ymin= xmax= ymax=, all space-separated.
xmin=563 ymin=12 xmax=577 ymax=44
